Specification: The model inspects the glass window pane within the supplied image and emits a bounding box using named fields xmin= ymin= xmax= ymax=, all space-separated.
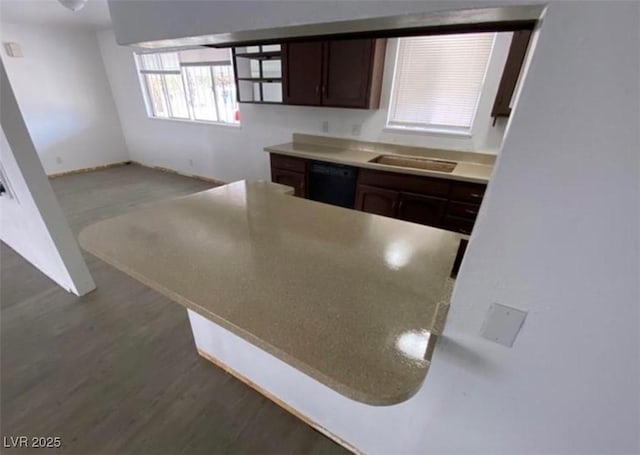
xmin=212 ymin=65 xmax=239 ymax=124
xmin=184 ymin=66 xmax=218 ymax=122
xmin=261 ymin=44 xmax=281 ymax=52
xmin=164 ymin=74 xmax=189 ymax=119
xmin=250 ymin=60 xmax=260 ymax=78
xmin=144 ymin=74 xmax=168 ymax=117
xmin=262 ymin=60 xmax=281 ymax=78
xmin=262 ymin=82 xmax=282 ymax=102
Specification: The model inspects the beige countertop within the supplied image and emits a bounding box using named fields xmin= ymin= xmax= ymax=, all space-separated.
xmin=264 ymin=133 xmax=496 ymax=184
xmin=78 ymin=180 xmax=460 ymax=406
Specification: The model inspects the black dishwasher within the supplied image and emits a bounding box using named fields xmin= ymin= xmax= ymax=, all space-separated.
xmin=307 ymin=161 xmax=358 ymax=209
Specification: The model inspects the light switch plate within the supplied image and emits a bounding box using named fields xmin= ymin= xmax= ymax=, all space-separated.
xmin=480 ymin=303 xmax=527 ymax=347
xmin=3 ymin=42 xmax=23 ymax=58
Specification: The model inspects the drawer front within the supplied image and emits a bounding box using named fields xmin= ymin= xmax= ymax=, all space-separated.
xmin=397 ymin=192 xmax=447 ymax=227
xmin=447 ymin=201 xmax=480 ymax=221
xmin=442 ymin=216 xmax=475 ymax=236
xmin=271 ymin=167 xmax=306 ymax=197
xmin=358 ymin=169 xmax=451 ymax=197
xmin=450 ymin=182 xmax=486 ymax=203
xmin=270 ymin=153 xmax=307 ymax=173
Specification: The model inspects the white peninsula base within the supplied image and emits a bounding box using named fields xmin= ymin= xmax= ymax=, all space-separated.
xmin=188 ymin=309 xmax=442 ymax=454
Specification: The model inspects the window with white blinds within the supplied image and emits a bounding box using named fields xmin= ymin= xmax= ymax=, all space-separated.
xmin=135 ymin=48 xmax=239 ymax=125
xmin=387 ymin=33 xmax=496 ymax=134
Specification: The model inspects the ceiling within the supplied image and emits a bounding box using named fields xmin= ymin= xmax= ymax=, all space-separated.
xmin=0 ymin=0 xmax=112 ymax=30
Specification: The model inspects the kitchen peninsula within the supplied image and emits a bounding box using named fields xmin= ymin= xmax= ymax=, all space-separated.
xmin=79 ymin=180 xmax=461 ymax=452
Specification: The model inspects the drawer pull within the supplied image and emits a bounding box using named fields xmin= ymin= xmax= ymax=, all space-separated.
xmin=469 ymin=192 xmax=483 ymax=198
xmin=459 ymin=228 xmax=471 ymax=235
xmin=465 ymin=208 xmax=478 ymax=215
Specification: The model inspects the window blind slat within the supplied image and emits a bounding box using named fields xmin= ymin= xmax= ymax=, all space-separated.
xmin=389 ymin=33 xmax=495 ymax=130
xmin=136 ymin=52 xmax=180 ymax=72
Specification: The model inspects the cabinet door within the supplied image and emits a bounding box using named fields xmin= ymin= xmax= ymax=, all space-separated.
xmin=271 ymin=168 xmax=306 ymax=197
xmin=355 ymin=184 xmax=398 ymax=218
xmin=282 ymin=42 xmax=323 ymax=106
xmin=396 ymin=192 xmax=447 ymax=227
xmin=322 ymin=39 xmax=374 ymax=108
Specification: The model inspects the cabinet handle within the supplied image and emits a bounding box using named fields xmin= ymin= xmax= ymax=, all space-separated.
xmin=398 ymin=200 xmax=404 ymax=212
xmin=315 ymin=85 xmax=320 ymax=94
xmin=469 ymin=192 xmax=483 ymax=198
xmin=460 ymin=228 xmax=471 ymax=235
xmin=465 ymin=208 xmax=478 ymax=215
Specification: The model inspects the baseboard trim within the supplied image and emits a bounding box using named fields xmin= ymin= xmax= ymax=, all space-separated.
xmin=48 ymin=160 xmax=227 ymax=186
xmin=48 ymin=161 xmax=132 ymax=179
xmin=132 ymin=162 xmax=227 ymax=186
xmin=196 ymin=348 xmax=359 ymax=455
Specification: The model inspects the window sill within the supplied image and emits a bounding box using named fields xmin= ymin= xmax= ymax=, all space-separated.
xmin=146 ymin=116 xmax=242 ymax=129
xmin=383 ymin=126 xmax=472 ymax=138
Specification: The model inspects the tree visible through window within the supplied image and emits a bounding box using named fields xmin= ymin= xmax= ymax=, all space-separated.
xmin=135 ymin=48 xmax=239 ymax=125
xmin=387 ymin=33 xmax=496 ymax=134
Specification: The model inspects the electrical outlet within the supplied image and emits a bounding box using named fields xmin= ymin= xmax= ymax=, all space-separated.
xmin=480 ymin=303 xmax=527 ymax=347
xmin=351 ymin=124 xmax=362 ymax=136
xmin=55 ymin=156 xmax=62 ymax=164
xmin=189 ymin=159 xmax=194 ymax=168
xmin=322 ymin=120 xmax=329 ymax=133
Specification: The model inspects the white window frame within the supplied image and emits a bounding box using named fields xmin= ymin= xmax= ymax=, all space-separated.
xmin=134 ymin=50 xmax=240 ymax=128
xmin=385 ymin=34 xmax=497 ymax=137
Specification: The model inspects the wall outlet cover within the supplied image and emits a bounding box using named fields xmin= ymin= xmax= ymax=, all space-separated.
xmin=351 ymin=124 xmax=362 ymax=136
xmin=3 ymin=42 xmax=23 ymax=58
xmin=322 ymin=120 xmax=329 ymax=133
xmin=480 ymin=303 xmax=527 ymax=347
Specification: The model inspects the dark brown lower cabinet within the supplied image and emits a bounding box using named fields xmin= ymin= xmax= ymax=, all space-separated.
xmin=355 ymin=186 xmax=449 ymax=227
xmin=441 ymin=215 xmax=474 ymax=236
xmin=397 ymin=192 xmax=447 ymax=226
xmin=354 ymin=184 xmax=398 ymax=217
xmin=271 ymin=168 xmax=306 ymax=197
xmin=451 ymin=239 xmax=469 ymax=277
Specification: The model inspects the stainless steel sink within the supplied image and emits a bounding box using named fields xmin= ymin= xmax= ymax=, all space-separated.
xmin=369 ymin=155 xmax=457 ymax=173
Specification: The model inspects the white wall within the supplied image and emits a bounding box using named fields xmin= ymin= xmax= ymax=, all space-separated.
xmin=105 ymin=1 xmax=640 ymax=453
xmin=1 ymin=60 xmax=95 ymax=296
xmin=442 ymin=2 xmax=639 ymax=453
xmin=97 ymin=29 xmax=509 ymax=183
xmin=0 ymin=22 xmax=128 ymax=175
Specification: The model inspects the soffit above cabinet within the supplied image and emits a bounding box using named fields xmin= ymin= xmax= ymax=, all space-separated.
xmin=110 ymin=2 xmax=543 ymax=51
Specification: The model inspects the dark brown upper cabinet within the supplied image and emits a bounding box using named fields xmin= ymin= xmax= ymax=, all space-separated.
xmin=282 ymin=39 xmax=386 ymax=109
xmin=281 ymin=42 xmax=323 ymax=106
xmin=491 ymin=30 xmax=532 ymax=118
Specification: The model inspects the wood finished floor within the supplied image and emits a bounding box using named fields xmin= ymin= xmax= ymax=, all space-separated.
xmin=1 ymin=164 xmax=347 ymax=455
